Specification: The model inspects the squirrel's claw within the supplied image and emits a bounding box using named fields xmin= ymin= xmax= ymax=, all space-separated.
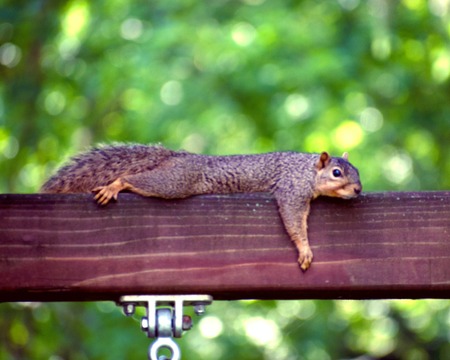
xmin=298 ymin=247 xmax=314 ymax=271
xmin=92 ymin=179 xmax=126 ymax=205
xmin=92 ymin=185 xmax=116 ymax=206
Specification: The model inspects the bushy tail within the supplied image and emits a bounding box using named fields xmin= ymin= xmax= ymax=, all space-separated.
xmin=41 ymin=144 xmax=177 ymax=193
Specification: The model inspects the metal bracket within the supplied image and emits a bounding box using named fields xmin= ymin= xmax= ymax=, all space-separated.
xmin=117 ymin=295 xmax=213 ymax=360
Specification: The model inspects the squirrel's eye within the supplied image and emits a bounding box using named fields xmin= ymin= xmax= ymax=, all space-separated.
xmin=332 ymin=169 xmax=342 ymax=178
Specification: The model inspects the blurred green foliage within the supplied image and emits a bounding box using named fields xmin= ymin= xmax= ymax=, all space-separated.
xmin=1 ymin=0 xmax=449 ymax=359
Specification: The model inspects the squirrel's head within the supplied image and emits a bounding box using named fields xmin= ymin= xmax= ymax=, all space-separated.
xmin=313 ymin=152 xmax=362 ymax=199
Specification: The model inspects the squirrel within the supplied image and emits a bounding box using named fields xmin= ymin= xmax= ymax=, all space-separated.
xmin=41 ymin=144 xmax=362 ymax=271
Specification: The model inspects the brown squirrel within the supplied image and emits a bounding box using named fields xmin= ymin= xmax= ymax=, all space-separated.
xmin=41 ymin=144 xmax=362 ymax=271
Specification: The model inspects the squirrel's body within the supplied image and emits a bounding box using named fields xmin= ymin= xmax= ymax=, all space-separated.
xmin=42 ymin=145 xmax=316 ymax=196
xmin=42 ymin=144 xmax=362 ymax=270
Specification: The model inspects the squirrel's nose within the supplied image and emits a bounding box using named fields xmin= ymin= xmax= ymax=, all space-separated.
xmin=354 ymin=185 xmax=362 ymax=195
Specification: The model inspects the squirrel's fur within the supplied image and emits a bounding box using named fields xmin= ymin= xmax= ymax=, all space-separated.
xmin=41 ymin=144 xmax=362 ymax=271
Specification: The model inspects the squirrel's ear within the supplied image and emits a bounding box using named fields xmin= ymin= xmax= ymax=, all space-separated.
xmin=342 ymin=152 xmax=349 ymax=161
xmin=316 ymin=152 xmax=331 ymax=170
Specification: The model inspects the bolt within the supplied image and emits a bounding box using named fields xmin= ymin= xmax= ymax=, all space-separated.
xmin=194 ymin=304 xmax=206 ymax=316
xmin=123 ymin=303 xmax=135 ymax=316
xmin=141 ymin=316 xmax=149 ymax=331
xmin=182 ymin=315 xmax=193 ymax=331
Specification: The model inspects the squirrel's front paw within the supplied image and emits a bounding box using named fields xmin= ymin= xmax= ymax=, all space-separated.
xmin=298 ymin=247 xmax=314 ymax=271
xmin=92 ymin=184 xmax=119 ymax=205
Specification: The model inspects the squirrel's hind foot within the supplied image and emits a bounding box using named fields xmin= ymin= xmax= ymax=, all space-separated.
xmin=93 ymin=178 xmax=125 ymax=205
xmin=93 ymin=185 xmax=118 ymax=205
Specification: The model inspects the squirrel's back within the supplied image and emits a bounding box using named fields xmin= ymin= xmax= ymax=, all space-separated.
xmin=41 ymin=144 xmax=181 ymax=193
xmin=41 ymin=144 xmax=361 ymax=201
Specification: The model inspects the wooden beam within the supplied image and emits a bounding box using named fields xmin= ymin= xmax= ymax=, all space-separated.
xmin=0 ymin=192 xmax=449 ymax=301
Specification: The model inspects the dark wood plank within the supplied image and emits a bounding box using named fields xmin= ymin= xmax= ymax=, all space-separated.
xmin=0 ymin=192 xmax=449 ymax=301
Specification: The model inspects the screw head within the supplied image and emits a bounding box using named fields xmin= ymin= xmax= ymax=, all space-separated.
xmin=182 ymin=315 xmax=193 ymax=331
xmin=194 ymin=304 xmax=206 ymax=316
xmin=141 ymin=317 xmax=149 ymax=331
xmin=123 ymin=304 xmax=135 ymax=316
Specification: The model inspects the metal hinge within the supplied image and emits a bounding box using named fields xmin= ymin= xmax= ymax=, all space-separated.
xmin=117 ymin=295 xmax=213 ymax=360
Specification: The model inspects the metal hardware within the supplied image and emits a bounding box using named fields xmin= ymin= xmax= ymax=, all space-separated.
xmin=117 ymin=295 xmax=213 ymax=360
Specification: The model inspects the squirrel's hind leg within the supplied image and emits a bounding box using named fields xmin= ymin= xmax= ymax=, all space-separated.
xmin=93 ymin=167 xmax=196 ymax=205
xmin=92 ymin=175 xmax=165 ymax=205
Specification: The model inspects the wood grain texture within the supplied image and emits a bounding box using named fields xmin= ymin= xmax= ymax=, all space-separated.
xmin=0 ymin=192 xmax=449 ymax=301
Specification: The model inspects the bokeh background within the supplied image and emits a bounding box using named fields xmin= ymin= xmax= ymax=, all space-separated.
xmin=1 ymin=0 xmax=449 ymax=359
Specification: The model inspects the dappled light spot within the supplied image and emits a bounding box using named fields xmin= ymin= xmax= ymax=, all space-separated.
xmin=120 ymin=18 xmax=144 ymax=41
xmin=402 ymin=0 xmax=426 ymax=11
xmin=382 ymin=149 xmax=413 ymax=185
xmin=432 ymin=51 xmax=450 ymax=83
xmin=371 ymin=36 xmax=391 ymax=60
xmin=429 ymin=0 xmax=450 ymax=16
xmin=284 ymin=94 xmax=311 ymax=121
xmin=58 ymin=37 xmax=81 ymax=60
xmin=231 ymin=22 xmax=257 ymax=47
xmin=277 ymin=300 xmax=316 ymax=321
xmin=44 ymin=91 xmax=66 ymax=116
xmin=364 ymin=300 xmax=390 ymax=319
xmin=199 ymin=316 xmax=224 ymax=339
xmin=160 ymin=80 xmax=183 ymax=106
xmin=357 ymin=318 xmax=398 ymax=357
xmin=243 ymin=316 xmax=281 ymax=347
xmin=62 ymin=0 xmax=89 ymax=38
xmin=0 ymin=42 xmax=21 ymax=68
xmin=333 ymin=121 xmax=364 ymax=150
xmin=338 ymin=0 xmax=360 ymax=11
xmin=19 ymin=163 xmax=43 ymax=189
xmin=0 ymin=130 xmax=19 ymax=159
xmin=359 ymin=107 xmax=384 ymax=132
